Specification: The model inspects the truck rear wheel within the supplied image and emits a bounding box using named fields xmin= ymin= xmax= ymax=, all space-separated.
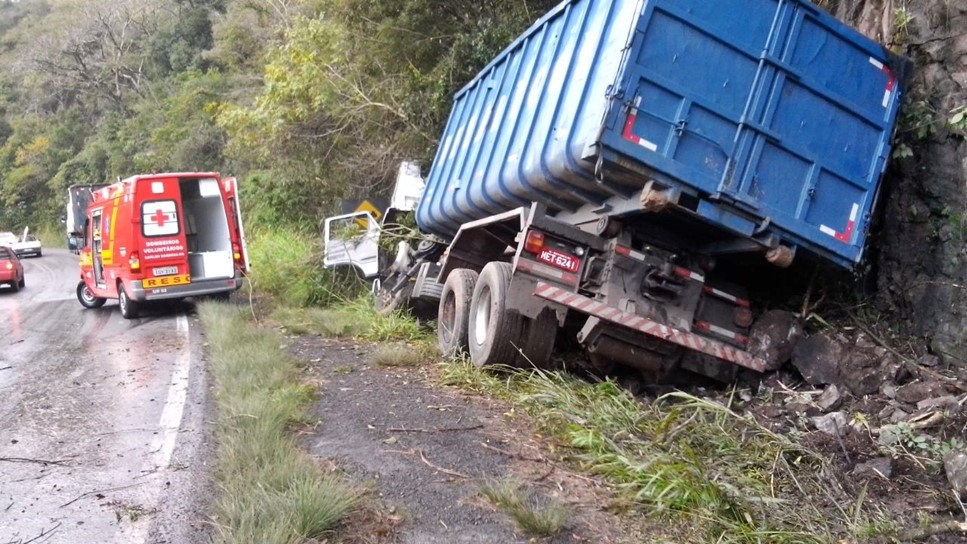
xmin=468 ymin=262 xmax=523 ymax=367
xmin=76 ymin=281 xmax=106 ymax=308
xmin=438 ymin=269 xmax=478 ymax=357
xmin=118 ymin=285 xmax=141 ymax=319
xmin=515 ymin=309 xmax=558 ymax=369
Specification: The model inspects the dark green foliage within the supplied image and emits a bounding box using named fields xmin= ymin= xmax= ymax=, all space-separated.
xmin=0 ymin=0 xmax=562 ymax=240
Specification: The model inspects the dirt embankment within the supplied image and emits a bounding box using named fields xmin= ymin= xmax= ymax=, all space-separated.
xmin=283 ymin=328 xmax=967 ymax=544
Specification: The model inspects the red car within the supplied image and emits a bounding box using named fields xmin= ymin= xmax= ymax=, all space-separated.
xmin=0 ymin=245 xmax=25 ymax=292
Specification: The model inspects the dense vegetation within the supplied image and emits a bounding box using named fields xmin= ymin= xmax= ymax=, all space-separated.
xmin=0 ymin=0 xmax=557 ymax=232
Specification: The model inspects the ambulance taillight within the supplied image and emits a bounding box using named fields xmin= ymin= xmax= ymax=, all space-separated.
xmin=232 ymin=242 xmax=242 ymax=263
xmin=128 ymin=252 xmax=141 ymax=272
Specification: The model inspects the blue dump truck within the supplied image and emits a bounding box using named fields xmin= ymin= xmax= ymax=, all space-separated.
xmin=324 ymin=0 xmax=908 ymax=380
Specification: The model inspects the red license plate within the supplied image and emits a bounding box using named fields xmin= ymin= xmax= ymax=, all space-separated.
xmin=537 ymin=248 xmax=580 ymax=273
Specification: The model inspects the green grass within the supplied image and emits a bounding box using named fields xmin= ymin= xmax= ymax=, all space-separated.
xmin=245 ymin=226 xmax=368 ymax=307
xmin=271 ymin=296 xmax=431 ymax=344
xmin=479 ymin=479 xmax=570 ymax=537
xmin=438 ymin=363 xmax=898 ymax=543
xmin=200 ymin=302 xmax=360 ymax=544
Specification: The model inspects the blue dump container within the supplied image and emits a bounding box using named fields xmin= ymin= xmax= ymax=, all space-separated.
xmin=416 ymin=0 xmax=906 ymax=269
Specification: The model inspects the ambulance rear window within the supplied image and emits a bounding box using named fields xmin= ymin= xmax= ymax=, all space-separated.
xmin=141 ymin=199 xmax=180 ymax=237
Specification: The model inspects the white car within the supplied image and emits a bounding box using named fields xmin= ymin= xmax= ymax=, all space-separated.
xmin=13 ymin=232 xmax=42 ymax=258
xmin=0 ymin=231 xmax=16 ymax=247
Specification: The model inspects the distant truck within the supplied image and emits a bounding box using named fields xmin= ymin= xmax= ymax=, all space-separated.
xmin=75 ymin=172 xmax=250 ymax=318
xmin=324 ymin=0 xmax=908 ymax=380
xmin=66 ymin=185 xmax=105 ymax=253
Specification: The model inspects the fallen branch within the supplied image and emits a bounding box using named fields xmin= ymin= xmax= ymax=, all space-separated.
xmin=384 ymin=448 xmax=471 ymax=479
xmin=898 ymin=520 xmax=967 ymax=541
xmin=418 ymin=450 xmax=470 ymax=479
xmin=61 ymin=483 xmax=142 ymax=507
xmin=0 ymin=457 xmax=69 ymax=466
xmin=387 ymin=424 xmax=483 ymax=433
xmin=480 ymin=442 xmax=545 ymax=463
xmin=869 ymin=410 xmax=945 ymax=436
xmin=20 ymin=522 xmax=61 ymax=544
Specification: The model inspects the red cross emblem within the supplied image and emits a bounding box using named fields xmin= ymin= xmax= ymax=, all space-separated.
xmin=151 ymin=208 xmax=170 ymax=227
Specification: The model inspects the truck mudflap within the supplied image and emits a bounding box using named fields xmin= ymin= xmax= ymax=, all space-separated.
xmin=533 ymin=282 xmax=774 ymax=373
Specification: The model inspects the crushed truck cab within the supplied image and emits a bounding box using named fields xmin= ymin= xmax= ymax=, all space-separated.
xmin=76 ymin=172 xmax=249 ymax=318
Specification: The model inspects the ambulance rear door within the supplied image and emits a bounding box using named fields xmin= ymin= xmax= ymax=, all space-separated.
xmin=136 ymin=176 xmax=191 ymax=289
xmin=223 ymin=177 xmax=250 ymax=273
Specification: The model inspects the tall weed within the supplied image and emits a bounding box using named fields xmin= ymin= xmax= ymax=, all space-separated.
xmin=244 ymin=226 xmax=367 ymax=307
xmin=200 ymin=302 xmax=359 ymax=544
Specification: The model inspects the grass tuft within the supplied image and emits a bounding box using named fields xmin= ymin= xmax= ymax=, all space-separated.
xmin=371 ymin=344 xmax=424 ymax=367
xmin=271 ymin=296 xmax=431 ymax=344
xmin=200 ymin=302 xmax=360 ymax=544
xmin=480 ymin=479 xmax=570 ymax=537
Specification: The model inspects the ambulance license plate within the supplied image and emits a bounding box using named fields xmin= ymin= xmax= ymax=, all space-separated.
xmin=153 ymin=266 xmax=178 ymax=276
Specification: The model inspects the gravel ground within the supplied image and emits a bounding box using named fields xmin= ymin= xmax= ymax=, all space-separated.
xmin=286 ymin=335 xmax=640 ymax=544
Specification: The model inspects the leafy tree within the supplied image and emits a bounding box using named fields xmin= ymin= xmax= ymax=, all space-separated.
xmin=217 ymin=0 xmax=559 ymax=226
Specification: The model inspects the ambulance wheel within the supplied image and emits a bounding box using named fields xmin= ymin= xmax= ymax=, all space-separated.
xmin=77 ymin=281 xmax=106 ymax=309
xmin=468 ymin=262 xmax=523 ymax=367
xmin=118 ymin=285 xmax=141 ymax=319
xmin=438 ymin=268 xmax=478 ymax=358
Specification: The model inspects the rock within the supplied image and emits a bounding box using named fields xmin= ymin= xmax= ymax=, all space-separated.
xmin=817 ymin=385 xmax=844 ymax=412
xmin=838 ymin=350 xmax=887 ymax=396
xmin=854 ymin=457 xmax=893 ymax=480
xmin=915 ymin=395 xmax=960 ymax=412
xmin=888 ymin=407 xmax=910 ymax=423
xmin=944 ymin=450 xmax=967 ymax=497
xmin=791 ymin=334 xmax=844 ymax=386
xmin=881 ymin=384 xmax=897 ymax=399
xmin=917 ymin=354 xmax=940 ymax=368
xmin=895 ymin=380 xmax=950 ymax=405
xmin=748 ymin=310 xmax=804 ymax=369
xmin=811 ymin=412 xmax=848 ymax=436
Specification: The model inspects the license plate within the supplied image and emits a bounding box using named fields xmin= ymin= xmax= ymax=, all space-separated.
xmin=152 ymin=266 xmax=178 ymax=276
xmin=537 ymin=248 xmax=580 ymax=273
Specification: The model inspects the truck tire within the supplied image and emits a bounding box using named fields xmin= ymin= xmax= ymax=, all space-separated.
xmin=373 ymin=272 xmax=412 ymax=316
xmin=118 ymin=284 xmax=141 ymax=319
xmin=76 ymin=281 xmax=106 ymax=309
xmin=515 ymin=309 xmax=557 ymax=369
xmin=438 ymin=269 xmax=478 ymax=357
xmin=468 ymin=262 xmax=524 ymax=367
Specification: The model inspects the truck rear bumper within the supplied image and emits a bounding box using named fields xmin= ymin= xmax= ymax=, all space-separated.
xmin=533 ymin=282 xmax=773 ymax=373
xmin=130 ymin=274 xmax=244 ymax=301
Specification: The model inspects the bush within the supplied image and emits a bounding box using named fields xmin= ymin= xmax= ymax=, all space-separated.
xmin=244 ymin=226 xmax=368 ymax=307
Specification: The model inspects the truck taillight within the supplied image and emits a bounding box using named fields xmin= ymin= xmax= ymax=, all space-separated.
xmin=128 ymin=252 xmax=141 ymax=272
xmin=524 ymin=230 xmax=545 ymax=254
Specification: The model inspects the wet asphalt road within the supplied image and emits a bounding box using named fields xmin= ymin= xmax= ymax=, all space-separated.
xmin=0 ymin=249 xmax=214 ymax=544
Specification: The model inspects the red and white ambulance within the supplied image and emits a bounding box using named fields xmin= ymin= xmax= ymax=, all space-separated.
xmin=76 ymin=172 xmax=249 ymax=318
